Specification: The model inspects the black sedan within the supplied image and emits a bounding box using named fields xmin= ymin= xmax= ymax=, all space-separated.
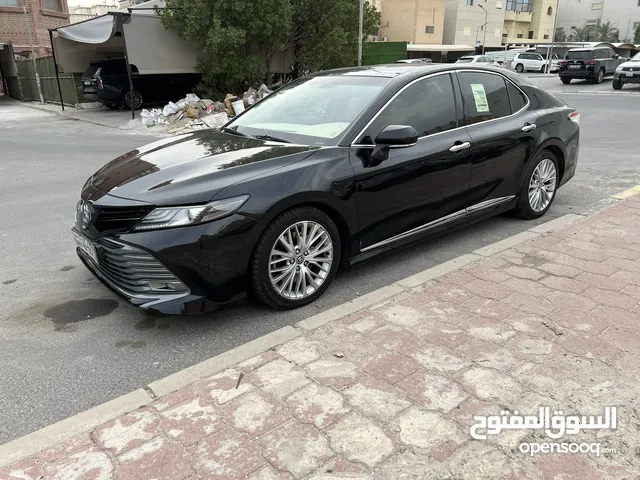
xmin=73 ymin=64 xmax=580 ymax=314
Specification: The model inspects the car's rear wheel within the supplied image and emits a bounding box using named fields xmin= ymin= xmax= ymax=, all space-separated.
xmin=123 ymin=89 xmax=143 ymax=109
xmin=612 ymin=79 xmax=622 ymax=90
xmin=515 ymin=64 xmax=524 ymax=73
xmin=561 ymin=77 xmax=571 ymax=84
xmin=250 ymin=207 xmax=341 ymax=309
xmin=594 ymin=68 xmax=605 ymax=84
xmin=514 ymin=151 xmax=559 ymax=220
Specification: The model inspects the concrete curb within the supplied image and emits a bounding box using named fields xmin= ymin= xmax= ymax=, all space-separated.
xmin=0 ymin=201 xmax=629 ymax=467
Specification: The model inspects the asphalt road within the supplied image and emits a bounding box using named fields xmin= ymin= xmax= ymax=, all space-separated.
xmin=2 ymin=77 xmax=640 ymax=444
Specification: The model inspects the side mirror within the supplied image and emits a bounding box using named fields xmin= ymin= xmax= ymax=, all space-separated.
xmin=370 ymin=125 xmax=419 ymax=164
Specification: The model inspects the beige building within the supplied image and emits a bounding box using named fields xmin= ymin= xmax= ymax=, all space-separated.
xmin=69 ymin=2 xmax=118 ymax=24
xmin=502 ymin=0 xmax=558 ymax=44
xmin=373 ymin=0 xmax=446 ymax=44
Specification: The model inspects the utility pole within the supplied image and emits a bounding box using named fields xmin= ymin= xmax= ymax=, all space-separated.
xmin=23 ymin=5 xmax=45 ymax=104
xmin=358 ymin=0 xmax=364 ymax=66
xmin=479 ymin=4 xmax=488 ymax=55
xmin=546 ymin=0 xmax=559 ymax=74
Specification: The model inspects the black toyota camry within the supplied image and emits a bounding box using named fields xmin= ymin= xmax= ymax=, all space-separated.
xmin=73 ymin=63 xmax=580 ymax=314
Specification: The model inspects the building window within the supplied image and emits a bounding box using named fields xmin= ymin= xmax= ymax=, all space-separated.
xmin=547 ymin=6 xmax=552 ymax=15
xmin=543 ymin=34 xmax=549 ymax=39
xmin=463 ymin=26 xmax=471 ymax=35
xmin=44 ymin=0 xmax=64 ymax=11
xmin=517 ymin=33 xmax=523 ymax=38
xmin=591 ymin=2 xmax=602 ymax=9
xmin=528 ymin=30 xmax=534 ymax=39
xmin=425 ymin=25 xmax=435 ymax=34
xmin=466 ymin=0 xmax=473 ymax=5
xmin=0 ymin=0 xmax=20 ymax=6
xmin=505 ymin=0 xmax=532 ymax=12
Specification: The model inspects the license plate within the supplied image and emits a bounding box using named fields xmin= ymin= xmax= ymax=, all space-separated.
xmin=626 ymin=71 xmax=634 ymax=77
xmin=73 ymin=231 xmax=99 ymax=265
xmin=84 ymin=80 xmax=91 ymax=85
xmin=569 ymin=65 xmax=581 ymax=69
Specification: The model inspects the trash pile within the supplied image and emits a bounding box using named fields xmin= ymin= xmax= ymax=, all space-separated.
xmin=139 ymin=84 xmax=273 ymax=134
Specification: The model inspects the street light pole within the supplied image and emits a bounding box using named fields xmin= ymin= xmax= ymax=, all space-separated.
xmin=23 ymin=5 xmax=44 ymax=104
xmin=358 ymin=0 xmax=364 ymax=66
xmin=479 ymin=4 xmax=488 ymax=55
xmin=546 ymin=0 xmax=559 ymax=74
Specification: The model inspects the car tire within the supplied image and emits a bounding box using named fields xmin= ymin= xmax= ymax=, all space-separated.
xmin=123 ymin=89 xmax=143 ymax=109
xmin=612 ymin=79 xmax=622 ymax=90
xmin=515 ymin=64 xmax=524 ymax=73
xmin=594 ymin=68 xmax=605 ymax=84
xmin=540 ymin=65 xmax=546 ymax=73
xmin=561 ymin=77 xmax=571 ymax=84
xmin=250 ymin=207 xmax=341 ymax=309
xmin=513 ymin=150 xmax=560 ymax=220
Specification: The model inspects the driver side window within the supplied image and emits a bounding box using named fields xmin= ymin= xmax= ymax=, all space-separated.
xmin=360 ymin=73 xmax=458 ymax=144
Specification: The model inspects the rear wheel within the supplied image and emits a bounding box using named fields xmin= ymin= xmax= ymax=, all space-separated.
xmin=612 ymin=79 xmax=622 ymax=90
xmin=514 ymin=151 xmax=559 ymax=220
xmin=515 ymin=63 xmax=524 ymax=73
xmin=123 ymin=89 xmax=143 ymax=109
xmin=561 ymin=77 xmax=571 ymax=84
xmin=594 ymin=68 xmax=605 ymax=84
xmin=249 ymin=207 xmax=341 ymax=309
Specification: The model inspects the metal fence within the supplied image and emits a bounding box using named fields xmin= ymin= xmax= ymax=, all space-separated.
xmin=6 ymin=56 xmax=86 ymax=105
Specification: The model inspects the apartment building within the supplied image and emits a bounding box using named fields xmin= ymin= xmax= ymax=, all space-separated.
xmin=502 ymin=0 xmax=557 ymax=43
xmin=555 ymin=0 xmax=640 ymax=42
xmin=69 ymin=1 xmax=118 ymax=24
xmin=0 ymin=0 xmax=69 ymax=57
xmin=373 ymin=0 xmax=446 ymax=44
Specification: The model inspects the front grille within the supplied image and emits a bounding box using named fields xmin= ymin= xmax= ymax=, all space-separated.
xmin=92 ymin=238 xmax=187 ymax=295
xmin=92 ymin=205 xmax=155 ymax=233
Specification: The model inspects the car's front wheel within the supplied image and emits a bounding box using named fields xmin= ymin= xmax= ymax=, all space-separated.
xmin=612 ymin=79 xmax=623 ymax=90
xmin=514 ymin=151 xmax=559 ymax=220
xmin=250 ymin=207 xmax=341 ymax=309
xmin=515 ymin=64 xmax=524 ymax=73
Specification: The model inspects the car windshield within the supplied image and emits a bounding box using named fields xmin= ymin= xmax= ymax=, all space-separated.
xmin=631 ymin=52 xmax=640 ymax=61
xmin=226 ymin=75 xmax=391 ymax=146
xmin=566 ymin=51 xmax=592 ymax=60
xmin=457 ymin=58 xmax=474 ymax=63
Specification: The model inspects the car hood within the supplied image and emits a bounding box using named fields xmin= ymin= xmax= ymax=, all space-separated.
xmin=617 ymin=60 xmax=640 ymax=69
xmin=83 ymin=130 xmax=321 ymax=206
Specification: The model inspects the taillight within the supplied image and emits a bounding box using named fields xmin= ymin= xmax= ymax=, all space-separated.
xmin=568 ymin=111 xmax=580 ymax=125
xmin=584 ymin=60 xmax=596 ymax=65
xmin=97 ymin=79 xmax=103 ymax=89
xmin=560 ymin=61 xmax=568 ymax=65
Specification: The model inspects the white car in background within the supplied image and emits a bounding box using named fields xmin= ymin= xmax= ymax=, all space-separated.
xmin=455 ymin=55 xmax=500 ymax=65
xmin=510 ymin=52 xmax=556 ymax=73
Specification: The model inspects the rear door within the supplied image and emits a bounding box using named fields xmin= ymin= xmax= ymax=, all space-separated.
xmin=350 ymin=72 xmax=474 ymax=251
xmin=456 ymin=70 xmax=541 ymax=209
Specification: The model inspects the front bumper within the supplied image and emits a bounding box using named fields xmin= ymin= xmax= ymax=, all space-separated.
xmin=74 ymin=213 xmax=256 ymax=314
xmin=614 ymin=72 xmax=640 ymax=84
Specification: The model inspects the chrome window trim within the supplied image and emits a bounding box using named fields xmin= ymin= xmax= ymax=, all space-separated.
xmin=360 ymin=195 xmax=515 ymax=253
xmin=350 ymin=68 xmax=531 ymax=148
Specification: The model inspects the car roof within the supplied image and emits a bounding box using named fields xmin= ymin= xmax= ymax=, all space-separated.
xmin=567 ymin=47 xmax=607 ymax=52
xmin=307 ymin=63 xmax=526 ymax=84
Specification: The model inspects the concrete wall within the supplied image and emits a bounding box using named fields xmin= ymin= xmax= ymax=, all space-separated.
xmin=556 ymin=0 xmax=640 ymax=42
xmin=0 ymin=0 xmax=70 ymax=57
xmin=379 ymin=0 xmax=446 ymax=44
xmin=444 ymin=0 xmax=505 ymax=48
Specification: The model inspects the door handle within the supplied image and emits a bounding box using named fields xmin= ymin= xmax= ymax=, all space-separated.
xmin=449 ymin=141 xmax=471 ymax=153
xmin=522 ymin=123 xmax=537 ymax=132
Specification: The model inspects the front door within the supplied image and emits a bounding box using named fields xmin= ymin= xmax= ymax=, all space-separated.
xmin=455 ymin=71 xmax=541 ymax=209
xmin=349 ymin=72 xmax=473 ymax=251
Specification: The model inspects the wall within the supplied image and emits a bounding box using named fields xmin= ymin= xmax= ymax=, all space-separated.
xmin=529 ymin=0 xmax=557 ymax=41
xmin=379 ymin=0 xmax=445 ymax=44
xmin=0 ymin=0 xmax=70 ymax=57
xmin=556 ymin=0 xmax=640 ymax=42
xmin=444 ymin=0 xmax=505 ymax=48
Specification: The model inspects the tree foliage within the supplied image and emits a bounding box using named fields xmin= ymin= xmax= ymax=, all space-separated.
xmin=570 ymin=25 xmax=595 ymax=42
xmin=159 ymin=0 xmax=380 ymax=98
xmin=597 ymin=21 xmax=619 ymax=42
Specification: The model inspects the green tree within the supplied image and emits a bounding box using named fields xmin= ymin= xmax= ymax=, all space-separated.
xmin=160 ymin=0 xmax=294 ymax=98
xmin=554 ymin=27 xmax=567 ymax=42
xmin=597 ymin=20 xmax=619 ymax=42
xmin=570 ymin=25 xmax=595 ymax=42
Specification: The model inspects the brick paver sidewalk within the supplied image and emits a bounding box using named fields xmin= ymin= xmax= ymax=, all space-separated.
xmin=3 ymin=196 xmax=640 ymax=480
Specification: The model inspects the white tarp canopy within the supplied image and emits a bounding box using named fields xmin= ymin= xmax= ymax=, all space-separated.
xmin=51 ymin=10 xmax=200 ymax=75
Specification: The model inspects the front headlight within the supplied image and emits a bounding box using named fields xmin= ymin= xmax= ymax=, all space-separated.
xmin=133 ymin=195 xmax=249 ymax=231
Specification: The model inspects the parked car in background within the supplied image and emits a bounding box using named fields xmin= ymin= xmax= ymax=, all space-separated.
xmin=612 ymin=52 xmax=640 ymax=89
xmin=510 ymin=53 xmax=548 ymax=73
xmin=559 ymin=46 xmax=626 ymax=84
xmin=395 ymin=58 xmax=433 ymax=64
xmin=81 ymin=58 xmax=202 ymax=110
xmin=456 ymin=55 xmax=499 ymax=65
xmin=538 ymin=52 xmax=561 ymax=72
xmin=73 ymin=64 xmax=579 ymax=314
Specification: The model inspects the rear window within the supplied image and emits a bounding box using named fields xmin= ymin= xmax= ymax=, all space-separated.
xmin=83 ymin=64 xmax=100 ymax=77
xmin=566 ymin=51 xmax=593 ymax=60
xmin=457 ymin=58 xmax=474 ymax=63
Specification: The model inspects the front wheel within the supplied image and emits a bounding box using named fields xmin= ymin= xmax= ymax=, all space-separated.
xmin=513 ymin=151 xmax=559 ymax=220
xmin=250 ymin=207 xmax=341 ymax=309
xmin=515 ymin=64 xmax=524 ymax=73
xmin=612 ymin=79 xmax=622 ymax=90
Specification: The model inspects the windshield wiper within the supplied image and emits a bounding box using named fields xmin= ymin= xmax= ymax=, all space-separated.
xmin=252 ymin=134 xmax=291 ymax=143
xmin=221 ymin=126 xmax=249 ymax=137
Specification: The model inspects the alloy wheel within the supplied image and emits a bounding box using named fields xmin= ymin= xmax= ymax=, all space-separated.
xmin=528 ymin=158 xmax=557 ymax=212
xmin=124 ymin=90 xmax=143 ymax=109
xmin=268 ymin=221 xmax=333 ymax=300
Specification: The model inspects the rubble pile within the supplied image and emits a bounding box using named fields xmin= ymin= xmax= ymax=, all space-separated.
xmin=139 ymin=84 xmax=273 ymax=134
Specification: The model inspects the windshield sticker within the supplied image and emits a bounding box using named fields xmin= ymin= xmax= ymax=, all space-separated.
xmin=470 ymin=83 xmax=490 ymax=113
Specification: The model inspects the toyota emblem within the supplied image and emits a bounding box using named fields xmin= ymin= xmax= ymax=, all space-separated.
xmin=81 ymin=201 xmax=92 ymax=225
